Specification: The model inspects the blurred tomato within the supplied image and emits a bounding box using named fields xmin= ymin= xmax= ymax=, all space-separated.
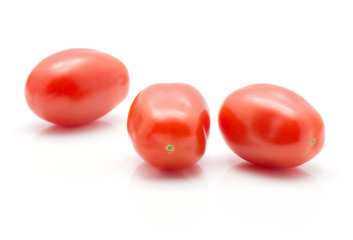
xmin=127 ymin=83 xmax=210 ymax=169
xmin=25 ymin=48 xmax=129 ymax=126
xmin=218 ymin=84 xmax=325 ymax=168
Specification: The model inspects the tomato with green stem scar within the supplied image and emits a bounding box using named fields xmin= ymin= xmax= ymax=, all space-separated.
xmin=127 ymin=83 xmax=210 ymax=169
xmin=218 ymin=83 xmax=325 ymax=168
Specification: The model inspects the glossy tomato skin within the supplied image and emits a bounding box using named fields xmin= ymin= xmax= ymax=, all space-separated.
xmin=218 ymin=84 xmax=325 ymax=168
xmin=25 ymin=48 xmax=129 ymax=126
xmin=127 ymin=83 xmax=210 ymax=170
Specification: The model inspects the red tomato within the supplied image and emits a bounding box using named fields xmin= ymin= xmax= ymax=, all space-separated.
xmin=25 ymin=48 xmax=129 ymax=126
xmin=127 ymin=83 xmax=210 ymax=169
xmin=218 ymin=84 xmax=325 ymax=168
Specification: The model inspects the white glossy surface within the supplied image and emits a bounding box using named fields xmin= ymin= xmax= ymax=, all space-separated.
xmin=1 ymin=1 xmax=352 ymax=239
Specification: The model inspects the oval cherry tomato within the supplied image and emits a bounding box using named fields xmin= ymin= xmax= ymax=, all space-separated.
xmin=25 ymin=48 xmax=129 ymax=126
xmin=218 ymin=83 xmax=325 ymax=168
xmin=127 ymin=83 xmax=210 ymax=169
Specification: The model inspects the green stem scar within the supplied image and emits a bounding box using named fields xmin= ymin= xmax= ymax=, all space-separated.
xmin=165 ymin=144 xmax=175 ymax=152
xmin=311 ymin=137 xmax=317 ymax=147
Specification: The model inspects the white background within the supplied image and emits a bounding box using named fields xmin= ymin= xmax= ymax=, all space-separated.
xmin=1 ymin=0 xmax=352 ymax=239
